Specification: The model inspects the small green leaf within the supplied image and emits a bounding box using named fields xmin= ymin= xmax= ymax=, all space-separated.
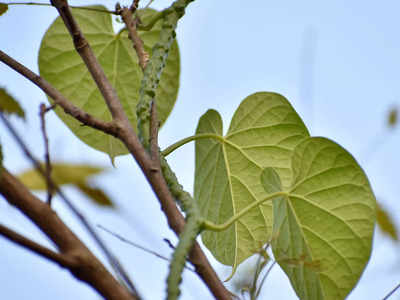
xmin=18 ymin=163 xmax=104 ymax=189
xmin=194 ymin=92 xmax=309 ymax=276
xmin=0 ymin=88 xmax=25 ymax=119
xmin=38 ymin=7 xmax=180 ymax=159
xmin=272 ymin=137 xmax=376 ymax=300
xmin=76 ymin=183 xmax=114 ymax=207
xmin=0 ymin=3 xmax=8 ymax=16
xmin=260 ymin=167 xmax=282 ymax=194
xmin=376 ymin=202 xmax=398 ymax=241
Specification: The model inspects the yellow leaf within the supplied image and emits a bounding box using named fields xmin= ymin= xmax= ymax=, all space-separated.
xmin=18 ymin=163 xmax=105 ymax=190
xmin=77 ymin=183 xmax=114 ymax=207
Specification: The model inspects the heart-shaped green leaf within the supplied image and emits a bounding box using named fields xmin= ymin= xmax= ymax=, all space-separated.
xmin=194 ymin=92 xmax=309 ymax=275
xmin=272 ymin=137 xmax=376 ymax=300
xmin=38 ymin=7 xmax=180 ymax=159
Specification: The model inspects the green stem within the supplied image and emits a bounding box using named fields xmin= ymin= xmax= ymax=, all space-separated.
xmin=160 ymin=155 xmax=202 ymax=300
xmin=137 ymin=10 xmax=171 ymax=31
xmin=5 ymin=2 xmax=117 ymax=14
xmin=166 ymin=217 xmax=201 ymax=300
xmin=116 ymin=9 xmax=173 ymax=39
xmin=137 ymin=0 xmax=195 ymax=146
xmin=162 ymin=133 xmax=224 ymax=156
xmin=203 ymin=191 xmax=287 ymax=232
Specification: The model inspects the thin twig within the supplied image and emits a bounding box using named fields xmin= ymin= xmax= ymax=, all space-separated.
xmin=5 ymin=2 xmax=118 ymax=14
xmin=39 ymin=103 xmax=53 ymax=205
xmin=255 ymin=261 xmax=276 ymax=299
xmin=145 ymin=0 xmax=154 ymax=9
xmin=0 ymin=223 xmax=76 ymax=268
xmin=383 ymin=282 xmax=400 ymax=300
xmin=97 ymin=225 xmax=195 ymax=273
xmin=0 ymin=112 xmax=140 ymax=298
xmin=130 ymin=0 xmax=140 ymax=11
xmin=119 ymin=5 xmax=149 ymax=71
xmin=249 ymin=246 xmax=269 ymax=297
xmin=163 ymin=238 xmax=176 ymax=250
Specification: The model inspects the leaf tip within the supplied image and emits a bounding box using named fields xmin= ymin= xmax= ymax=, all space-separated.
xmin=108 ymin=155 xmax=116 ymax=167
xmin=223 ymin=264 xmax=238 ymax=282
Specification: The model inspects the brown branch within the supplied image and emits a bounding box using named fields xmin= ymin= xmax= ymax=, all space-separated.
xmin=119 ymin=6 xmax=149 ymax=71
xmin=50 ymin=0 xmax=126 ymax=121
xmin=131 ymin=0 xmax=140 ymax=11
xmin=0 ymin=223 xmax=76 ymax=268
xmin=0 ymin=112 xmax=140 ymax=299
xmin=39 ymin=103 xmax=54 ymax=204
xmin=0 ymin=169 xmax=137 ymax=300
xmin=6 ymin=2 xmax=118 ymax=14
xmin=0 ymin=50 xmax=117 ymax=136
xmin=118 ymin=129 xmax=233 ymax=300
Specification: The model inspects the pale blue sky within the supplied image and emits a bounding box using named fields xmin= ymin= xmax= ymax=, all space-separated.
xmin=0 ymin=1 xmax=399 ymax=299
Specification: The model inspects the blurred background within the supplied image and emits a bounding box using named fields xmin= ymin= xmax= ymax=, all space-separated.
xmin=0 ymin=0 xmax=399 ymax=299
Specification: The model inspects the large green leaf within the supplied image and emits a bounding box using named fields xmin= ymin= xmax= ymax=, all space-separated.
xmin=38 ymin=7 xmax=180 ymax=159
xmin=272 ymin=137 xmax=376 ymax=300
xmin=194 ymin=92 xmax=310 ymax=275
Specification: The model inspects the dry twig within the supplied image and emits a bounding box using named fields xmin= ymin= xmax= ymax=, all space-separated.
xmin=39 ymin=103 xmax=54 ymax=204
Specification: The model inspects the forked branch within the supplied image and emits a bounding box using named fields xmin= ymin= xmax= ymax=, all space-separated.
xmin=0 ymin=223 xmax=76 ymax=268
xmin=0 ymin=169 xmax=137 ymax=300
xmin=0 ymin=50 xmax=117 ymax=136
